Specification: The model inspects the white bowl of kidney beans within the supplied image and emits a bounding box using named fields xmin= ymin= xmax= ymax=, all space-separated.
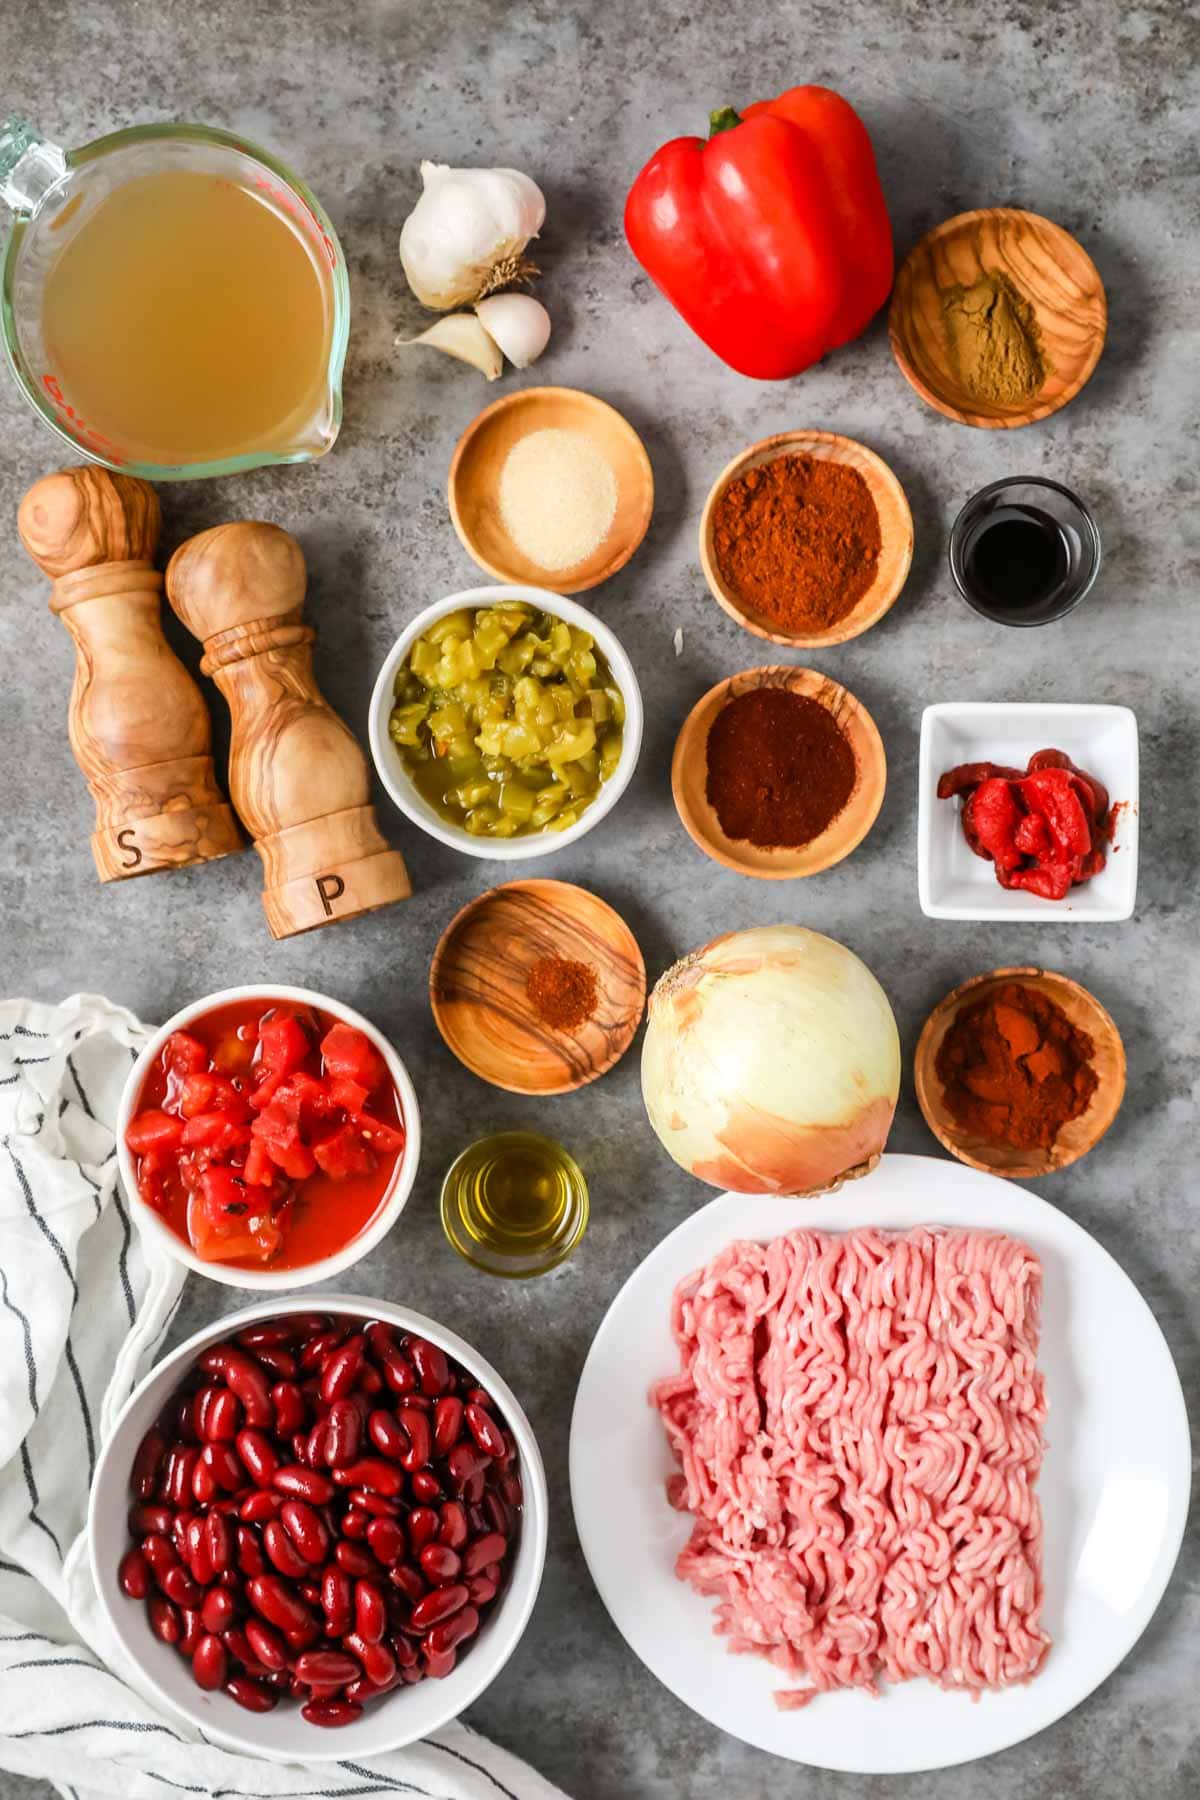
xmin=89 ymin=1296 xmax=547 ymax=1758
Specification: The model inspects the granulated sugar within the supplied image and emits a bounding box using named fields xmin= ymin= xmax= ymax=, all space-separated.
xmin=499 ymin=427 xmax=618 ymax=571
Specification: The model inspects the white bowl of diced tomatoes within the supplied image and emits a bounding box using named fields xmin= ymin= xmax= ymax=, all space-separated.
xmin=117 ymin=987 xmax=421 ymax=1290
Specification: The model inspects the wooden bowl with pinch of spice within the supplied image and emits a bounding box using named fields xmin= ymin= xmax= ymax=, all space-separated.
xmin=889 ymin=207 xmax=1107 ymax=429
xmin=915 ymin=965 xmax=1125 ymax=1179
xmin=430 ymin=878 xmax=646 ymax=1095
xmin=699 ymin=430 xmax=913 ymax=649
xmin=672 ymin=665 xmax=886 ymax=880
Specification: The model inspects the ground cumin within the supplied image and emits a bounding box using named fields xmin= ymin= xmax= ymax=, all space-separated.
xmin=710 ymin=453 xmax=882 ymax=635
xmin=935 ymin=981 xmax=1097 ymax=1152
xmin=940 ymin=270 xmax=1049 ymax=407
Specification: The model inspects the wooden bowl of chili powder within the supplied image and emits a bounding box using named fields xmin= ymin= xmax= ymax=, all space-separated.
xmin=915 ymin=966 xmax=1126 ymax=1179
xmin=430 ymin=878 xmax=646 ymax=1094
xmin=671 ymin=665 xmax=886 ymax=880
xmin=699 ymin=431 xmax=913 ymax=648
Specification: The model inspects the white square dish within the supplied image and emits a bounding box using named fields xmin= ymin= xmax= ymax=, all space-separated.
xmin=918 ymin=703 xmax=1139 ymax=921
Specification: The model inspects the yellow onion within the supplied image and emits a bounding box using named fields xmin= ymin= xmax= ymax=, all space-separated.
xmin=641 ymin=925 xmax=900 ymax=1195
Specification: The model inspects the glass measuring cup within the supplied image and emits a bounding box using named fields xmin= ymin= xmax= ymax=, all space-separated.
xmin=0 ymin=117 xmax=350 ymax=478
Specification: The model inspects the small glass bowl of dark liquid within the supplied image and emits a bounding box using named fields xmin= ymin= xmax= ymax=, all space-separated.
xmin=949 ymin=477 xmax=1101 ymax=625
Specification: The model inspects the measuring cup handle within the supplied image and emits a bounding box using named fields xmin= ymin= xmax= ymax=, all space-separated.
xmin=0 ymin=118 xmax=67 ymax=214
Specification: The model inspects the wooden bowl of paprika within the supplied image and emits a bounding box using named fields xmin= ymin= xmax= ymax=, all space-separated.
xmin=430 ymin=878 xmax=646 ymax=1095
xmin=914 ymin=966 xmax=1126 ymax=1179
xmin=699 ymin=431 xmax=913 ymax=648
xmin=671 ymin=665 xmax=886 ymax=880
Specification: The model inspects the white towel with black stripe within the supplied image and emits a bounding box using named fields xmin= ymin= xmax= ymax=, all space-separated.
xmin=0 ymin=995 xmax=569 ymax=1800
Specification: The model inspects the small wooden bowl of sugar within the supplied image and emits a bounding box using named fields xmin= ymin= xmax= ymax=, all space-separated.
xmin=448 ymin=387 xmax=654 ymax=594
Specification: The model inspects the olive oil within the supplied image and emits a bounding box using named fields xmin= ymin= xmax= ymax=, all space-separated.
xmin=440 ymin=1131 xmax=589 ymax=1278
xmin=41 ymin=168 xmax=332 ymax=465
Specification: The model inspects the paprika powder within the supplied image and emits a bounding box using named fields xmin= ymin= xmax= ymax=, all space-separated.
xmin=935 ymin=982 xmax=1098 ymax=1152
xmin=705 ymin=686 xmax=857 ymax=848
xmin=525 ymin=955 xmax=597 ymax=1031
xmin=711 ymin=453 xmax=882 ymax=635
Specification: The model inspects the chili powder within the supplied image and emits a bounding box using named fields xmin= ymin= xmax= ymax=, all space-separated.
xmin=705 ymin=688 xmax=857 ymax=849
xmin=525 ymin=955 xmax=597 ymax=1031
xmin=935 ymin=982 xmax=1098 ymax=1152
xmin=711 ymin=453 xmax=882 ymax=635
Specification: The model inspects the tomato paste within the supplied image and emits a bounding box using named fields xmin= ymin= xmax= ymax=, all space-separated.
xmin=938 ymin=748 xmax=1115 ymax=901
xmin=127 ymin=999 xmax=405 ymax=1270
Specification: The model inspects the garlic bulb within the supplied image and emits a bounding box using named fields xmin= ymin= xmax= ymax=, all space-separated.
xmin=400 ymin=161 xmax=546 ymax=310
xmin=396 ymin=313 xmax=503 ymax=380
xmin=474 ymin=295 xmax=551 ymax=368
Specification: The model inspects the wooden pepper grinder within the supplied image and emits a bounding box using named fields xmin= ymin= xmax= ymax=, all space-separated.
xmin=17 ymin=466 xmax=243 ymax=881
xmin=166 ymin=521 xmax=411 ymax=938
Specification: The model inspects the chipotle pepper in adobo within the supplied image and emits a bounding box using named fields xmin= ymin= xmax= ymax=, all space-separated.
xmin=938 ymin=747 xmax=1116 ymax=901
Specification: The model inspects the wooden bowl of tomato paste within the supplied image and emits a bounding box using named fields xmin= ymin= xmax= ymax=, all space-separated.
xmin=117 ymin=986 xmax=420 ymax=1289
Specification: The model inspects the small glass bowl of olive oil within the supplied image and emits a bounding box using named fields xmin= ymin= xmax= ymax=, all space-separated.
xmin=440 ymin=1130 xmax=589 ymax=1278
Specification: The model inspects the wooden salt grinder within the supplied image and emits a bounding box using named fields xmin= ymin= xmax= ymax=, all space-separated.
xmin=165 ymin=521 xmax=411 ymax=939
xmin=17 ymin=467 xmax=243 ymax=881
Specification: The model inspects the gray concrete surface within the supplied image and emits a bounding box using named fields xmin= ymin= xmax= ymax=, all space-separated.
xmin=1 ymin=1 xmax=1196 ymax=1795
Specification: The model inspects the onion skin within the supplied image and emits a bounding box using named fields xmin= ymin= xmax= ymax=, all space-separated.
xmin=641 ymin=925 xmax=900 ymax=1195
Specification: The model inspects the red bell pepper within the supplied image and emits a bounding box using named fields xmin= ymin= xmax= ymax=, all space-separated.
xmin=624 ymin=85 xmax=892 ymax=379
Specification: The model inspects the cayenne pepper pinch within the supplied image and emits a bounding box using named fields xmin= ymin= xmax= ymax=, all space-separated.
xmin=525 ymin=956 xmax=597 ymax=1031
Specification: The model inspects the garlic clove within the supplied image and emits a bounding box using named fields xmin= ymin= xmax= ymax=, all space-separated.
xmin=396 ymin=313 xmax=504 ymax=380
xmin=400 ymin=160 xmax=546 ymax=311
xmin=474 ymin=294 xmax=551 ymax=369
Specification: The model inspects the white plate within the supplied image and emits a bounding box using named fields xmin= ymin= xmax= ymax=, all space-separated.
xmin=918 ymin=703 xmax=1139 ymax=921
xmin=569 ymin=1154 xmax=1189 ymax=1774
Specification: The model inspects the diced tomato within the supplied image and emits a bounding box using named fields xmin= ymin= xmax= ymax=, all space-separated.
xmin=242 ymin=1138 xmax=276 ymax=1188
xmin=320 ymin=1022 xmax=386 ymax=1092
xmin=327 ymin=1076 xmax=369 ymax=1115
xmin=135 ymin=1148 xmax=170 ymax=1211
xmin=252 ymin=1103 xmax=317 ymax=1180
xmin=188 ymin=1179 xmax=282 ymax=1264
xmin=125 ymin=1109 xmax=184 ymax=1156
xmin=180 ymin=1112 xmax=252 ymax=1158
xmin=179 ymin=1070 xmax=251 ymax=1121
xmin=351 ymin=1112 xmax=405 ymax=1157
xmin=257 ymin=1011 xmax=312 ymax=1078
xmin=212 ymin=1028 xmax=256 ymax=1076
xmin=312 ymin=1123 xmax=378 ymax=1180
xmin=164 ymin=1030 xmax=208 ymax=1077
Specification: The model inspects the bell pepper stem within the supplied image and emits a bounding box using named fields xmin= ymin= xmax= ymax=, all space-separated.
xmin=709 ymin=107 xmax=742 ymax=137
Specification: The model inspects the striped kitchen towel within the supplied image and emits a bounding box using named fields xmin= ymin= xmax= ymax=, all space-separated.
xmin=0 ymin=994 xmax=568 ymax=1800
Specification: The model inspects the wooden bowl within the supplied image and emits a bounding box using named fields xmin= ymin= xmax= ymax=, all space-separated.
xmin=698 ymin=431 xmax=913 ymax=649
xmin=915 ymin=966 xmax=1125 ymax=1179
xmin=889 ymin=208 xmax=1107 ymax=429
xmin=430 ymin=878 xmax=646 ymax=1095
xmin=671 ymin=666 xmax=886 ymax=880
xmin=448 ymin=387 xmax=654 ymax=594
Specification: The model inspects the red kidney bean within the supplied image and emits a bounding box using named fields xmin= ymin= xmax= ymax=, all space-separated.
xmin=419 ymin=1543 xmax=462 ymax=1584
xmin=397 ymin=1406 xmax=431 ymax=1473
xmin=252 ymin=1345 xmax=297 ymax=1380
xmin=119 ymin=1547 xmax=150 ymax=1599
xmin=280 ymin=1500 xmax=328 ymax=1565
xmin=499 ymin=1430 xmax=517 ymax=1468
xmin=273 ymin=1464 xmax=334 ymax=1504
xmin=345 ymin=1672 xmax=397 ymax=1705
xmin=201 ymin=1586 xmax=237 ymax=1634
xmin=390 ymin=1630 xmax=419 ymax=1669
xmin=236 ymin=1524 xmax=266 ymax=1578
xmin=410 ymin=1584 xmax=469 ymax=1630
xmin=184 ymin=1518 xmax=214 ymax=1586
xmin=366 ymin=1518 xmax=406 ymax=1565
xmin=406 ymin=1506 xmax=439 ymax=1553
xmin=410 ymin=1470 xmax=442 ymax=1504
xmin=425 ymin=1604 xmax=479 ymax=1659
xmin=341 ymin=1507 xmax=369 ymax=1540
xmin=409 ymin=1338 xmax=450 ymax=1396
xmin=388 ymin=1564 xmax=426 ymax=1606
xmin=171 ymin=1511 xmax=193 ymax=1552
xmin=299 ymin=1579 xmax=322 ymax=1606
xmin=201 ymin=1386 xmax=242 ymax=1443
xmin=332 ymin=1457 xmax=403 ymax=1498
xmin=142 ymin=1532 xmax=178 ymax=1578
xmin=335 ymin=1541 xmax=375 ymax=1578
xmin=302 ymin=1698 xmax=362 ymax=1728
xmin=350 ymin=1488 xmax=400 ymax=1518
xmin=321 ymin=1566 xmax=353 ymax=1636
xmin=148 ymin=1595 xmax=182 ymax=1644
xmin=380 ymin=1349 xmax=417 ymax=1395
xmin=433 ymin=1396 xmax=464 ymax=1457
xmin=463 ymin=1532 xmax=508 ymax=1578
xmin=284 ymin=1618 xmax=321 ymax=1651
xmin=354 ymin=1578 xmax=386 ymax=1644
xmin=295 ymin=1648 xmax=361 ymax=1687
xmin=238 ymin=1321 xmax=298 ymax=1350
xmin=129 ymin=1503 xmax=173 ymax=1538
xmin=344 ymin=1632 xmax=396 ymax=1688
xmin=200 ymin=1442 xmax=243 ymax=1494
xmin=466 ymin=1503 xmax=488 ymax=1537
xmin=320 ymin=1334 xmax=365 ymax=1403
xmin=366 ymin=1409 xmax=407 ymax=1462
xmin=464 ymin=1403 xmax=506 ymax=1460
xmin=292 ymin=1430 xmax=315 ymax=1468
xmin=364 ymin=1319 xmax=395 ymax=1356
xmin=199 ymin=1346 xmax=273 ymax=1427
xmin=500 ymin=1468 xmax=523 ymax=1509
xmin=447 ymin=1442 xmax=486 ymax=1490
xmin=438 ymin=1501 xmax=468 ymax=1550
xmin=165 ymin=1446 xmax=200 ymax=1509
xmin=247 ymin=1574 xmax=313 ymax=1635
xmin=162 ymin=1564 xmax=202 ymax=1608
xmin=264 ymin=1517 xmax=311 ymax=1579
xmin=483 ymin=1490 xmax=510 ymax=1537
xmin=270 ymin=1382 xmax=307 ymax=1438
xmin=179 ymin=1607 xmax=203 ymax=1656
xmin=205 ymin=1510 xmax=232 ymax=1574
xmin=243 ymin=1617 xmax=288 ymax=1672
xmin=324 ymin=1398 xmax=362 ymax=1466
xmin=224 ymin=1674 xmax=278 ymax=1712
xmin=359 ymin=1364 xmax=383 ymax=1396
xmin=192 ymin=1633 xmax=227 ymax=1689
xmin=424 ymin=1646 xmax=457 ymax=1679
xmin=304 ymin=1420 xmax=328 ymax=1468
xmin=131 ymin=1427 xmax=167 ymax=1499
xmin=468 ymin=1574 xmax=498 ymax=1605
xmin=300 ymin=1328 xmax=342 ymax=1371
xmin=463 ymin=1469 xmax=487 ymax=1506
xmin=239 ymin=1489 xmax=282 ymax=1524
xmin=191 ymin=1458 xmax=218 ymax=1506
xmin=464 ymin=1385 xmax=494 ymax=1411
